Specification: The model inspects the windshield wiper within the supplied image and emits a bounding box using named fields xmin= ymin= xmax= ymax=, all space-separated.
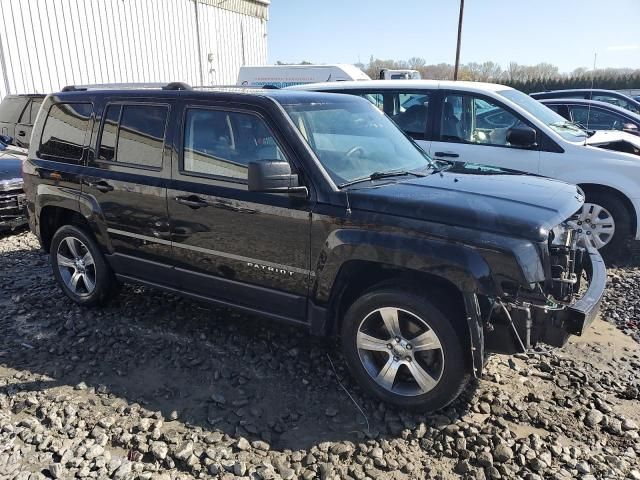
xmin=338 ymin=170 xmax=426 ymax=189
xmin=429 ymin=162 xmax=453 ymax=175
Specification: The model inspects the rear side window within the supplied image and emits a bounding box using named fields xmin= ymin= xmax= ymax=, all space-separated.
xmin=39 ymin=103 xmax=93 ymax=161
xmin=97 ymin=104 xmax=169 ymax=168
xmin=0 ymin=97 xmax=29 ymax=123
xmin=356 ymin=90 xmax=431 ymax=140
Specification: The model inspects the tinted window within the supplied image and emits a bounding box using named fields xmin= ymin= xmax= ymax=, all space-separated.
xmin=97 ymin=104 xmax=168 ymax=168
xmin=98 ymin=105 xmax=120 ymax=162
xmin=117 ymin=105 xmax=168 ymax=168
xmin=40 ymin=103 xmax=92 ymax=160
xmin=0 ymin=97 xmax=28 ymax=123
xmin=183 ymin=108 xmax=285 ymax=180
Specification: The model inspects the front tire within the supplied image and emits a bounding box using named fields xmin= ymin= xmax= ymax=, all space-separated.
xmin=50 ymin=225 xmax=117 ymax=306
xmin=578 ymin=192 xmax=632 ymax=261
xmin=341 ymin=286 xmax=469 ymax=411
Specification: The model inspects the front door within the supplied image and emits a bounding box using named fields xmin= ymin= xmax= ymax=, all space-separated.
xmin=84 ymin=100 xmax=174 ymax=282
xmin=167 ymin=103 xmax=312 ymax=320
xmin=429 ymin=92 xmax=541 ymax=174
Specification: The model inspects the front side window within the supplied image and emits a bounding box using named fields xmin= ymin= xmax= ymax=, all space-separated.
xmin=97 ymin=104 xmax=169 ymax=168
xmin=282 ymin=97 xmax=434 ymax=186
xmin=357 ymin=91 xmax=430 ymax=140
xmin=40 ymin=103 xmax=93 ymax=160
xmin=183 ymin=108 xmax=285 ymax=180
xmin=439 ymin=94 xmax=526 ymax=147
xmin=569 ymin=106 xmax=624 ymax=130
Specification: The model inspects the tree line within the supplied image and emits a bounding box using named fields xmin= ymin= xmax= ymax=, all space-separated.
xmin=358 ymin=57 xmax=640 ymax=92
xmin=276 ymin=58 xmax=640 ymax=92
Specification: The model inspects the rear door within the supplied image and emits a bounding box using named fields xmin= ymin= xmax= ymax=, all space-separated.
xmin=429 ymin=91 xmax=541 ymax=173
xmin=84 ymin=99 xmax=175 ymax=283
xmin=167 ymin=101 xmax=312 ymax=321
xmin=0 ymin=96 xmax=29 ymax=139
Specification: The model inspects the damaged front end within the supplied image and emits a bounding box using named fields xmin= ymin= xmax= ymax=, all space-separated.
xmin=480 ymin=217 xmax=607 ymax=357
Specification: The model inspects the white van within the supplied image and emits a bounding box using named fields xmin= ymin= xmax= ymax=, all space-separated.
xmin=236 ymin=64 xmax=370 ymax=88
xmin=379 ymin=69 xmax=422 ymax=80
xmin=289 ymin=80 xmax=640 ymax=257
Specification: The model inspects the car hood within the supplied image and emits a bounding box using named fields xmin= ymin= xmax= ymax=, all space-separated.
xmin=347 ymin=163 xmax=584 ymax=242
xmin=586 ymin=130 xmax=640 ymax=148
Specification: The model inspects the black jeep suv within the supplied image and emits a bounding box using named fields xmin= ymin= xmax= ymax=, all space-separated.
xmin=23 ymin=83 xmax=606 ymax=410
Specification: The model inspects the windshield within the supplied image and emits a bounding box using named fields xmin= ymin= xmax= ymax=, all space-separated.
xmin=282 ymin=98 xmax=435 ymax=186
xmin=498 ymin=89 xmax=588 ymax=142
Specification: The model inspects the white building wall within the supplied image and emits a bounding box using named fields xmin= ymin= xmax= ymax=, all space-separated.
xmin=0 ymin=0 xmax=269 ymax=99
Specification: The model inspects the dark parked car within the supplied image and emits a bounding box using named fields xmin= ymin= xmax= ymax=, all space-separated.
xmin=0 ymin=137 xmax=28 ymax=232
xmin=23 ymin=83 xmax=606 ymax=410
xmin=0 ymin=94 xmax=46 ymax=148
xmin=530 ymin=89 xmax=640 ymax=115
xmin=540 ymin=98 xmax=640 ymax=136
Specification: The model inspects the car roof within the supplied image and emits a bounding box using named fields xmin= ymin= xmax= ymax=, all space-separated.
xmin=539 ymin=98 xmax=640 ymax=118
xmin=531 ymin=88 xmax=631 ymax=96
xmin=286 ymin=79 xmax=514 ymax=94
xmin=50 ymin=87 xmax=365 ymax=107
xmin=2 ymin=93 xmax=46 ymax=99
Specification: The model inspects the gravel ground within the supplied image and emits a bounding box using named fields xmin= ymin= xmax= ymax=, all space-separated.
xmin=1 ymin=230 xmax=639 ymax=480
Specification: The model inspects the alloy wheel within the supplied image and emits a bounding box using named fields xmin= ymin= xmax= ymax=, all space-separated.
xmin=56 ymin=236 xmax=97 ymax=297
xmin=356 ymin=307 xmax=444 ymax=396
xmin=570 ymin=203 xmax=616 ymax=249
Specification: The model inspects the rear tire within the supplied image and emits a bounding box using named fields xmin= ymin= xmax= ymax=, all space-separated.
xmin=50 ymin=225 xmax=117 ymax=306
xmin=341 ymin=285 xmax=469 ymax=411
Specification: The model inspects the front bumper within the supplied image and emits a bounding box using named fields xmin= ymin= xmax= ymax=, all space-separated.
xmin=0 ymin=188 xmax=28 ymax=232
xmin=560 ymin=244 xmax=606 ymax=336
xmin=483 ymin=244 xmax=607 ymax=353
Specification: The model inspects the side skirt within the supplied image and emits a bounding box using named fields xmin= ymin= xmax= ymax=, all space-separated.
xmin=115 ymin=273 xmax=311 ymax=330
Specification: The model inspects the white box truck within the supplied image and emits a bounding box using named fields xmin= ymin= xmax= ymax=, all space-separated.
xmin=236 ymin=64 xmax=371 ymax=87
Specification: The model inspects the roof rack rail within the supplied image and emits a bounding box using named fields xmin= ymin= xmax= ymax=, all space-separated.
xmin=191 ymin=85 xmax=280 ymax=90
xmin=61 ymin=82 xmax=192 ymax=92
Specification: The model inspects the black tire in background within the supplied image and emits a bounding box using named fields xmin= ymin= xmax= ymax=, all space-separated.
xmin=341 ymin=285 xmax=469 ymax=411
xmin=50 ymin=225 xmax=117 ymax=306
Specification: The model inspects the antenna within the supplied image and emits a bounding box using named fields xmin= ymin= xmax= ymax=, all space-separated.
xmin=585 ymin=52 xmax=597 ymax=144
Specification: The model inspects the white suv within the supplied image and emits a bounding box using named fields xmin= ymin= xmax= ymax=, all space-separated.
xmin=289 ymin=80 xmax=640 ymax=258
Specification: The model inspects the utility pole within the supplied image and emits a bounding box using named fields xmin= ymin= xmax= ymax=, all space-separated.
xmin=453 ymin=0 xmax=464 ymax=80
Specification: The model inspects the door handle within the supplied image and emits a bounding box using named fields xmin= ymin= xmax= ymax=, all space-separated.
xmin=434 ymin=151 xmax=459 ymax=158
xmin=17 ymin=130 xmax=25 ymax=137
xmin=175 ymin=195 xmax=209 ymax=209
xmin=87 ymin=181 xmax=114 ymax=193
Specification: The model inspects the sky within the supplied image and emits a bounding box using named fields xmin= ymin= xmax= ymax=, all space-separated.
xmin=267 ymin=0 xmax=640 ymax=72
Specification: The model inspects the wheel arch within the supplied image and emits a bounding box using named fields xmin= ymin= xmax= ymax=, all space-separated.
xmin=578 ymin=183 xmax=637 ymax=236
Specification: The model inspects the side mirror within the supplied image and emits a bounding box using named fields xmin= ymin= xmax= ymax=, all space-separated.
xmin=507 ymin=126 xmax=537 ymax=148
xmin=248 ymin=161 xmax=308 ymax=196
xmin=0 ymin=135 xmax=14 ymax=146
xmin=623 ymin=123 xmax=638 ymax=133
